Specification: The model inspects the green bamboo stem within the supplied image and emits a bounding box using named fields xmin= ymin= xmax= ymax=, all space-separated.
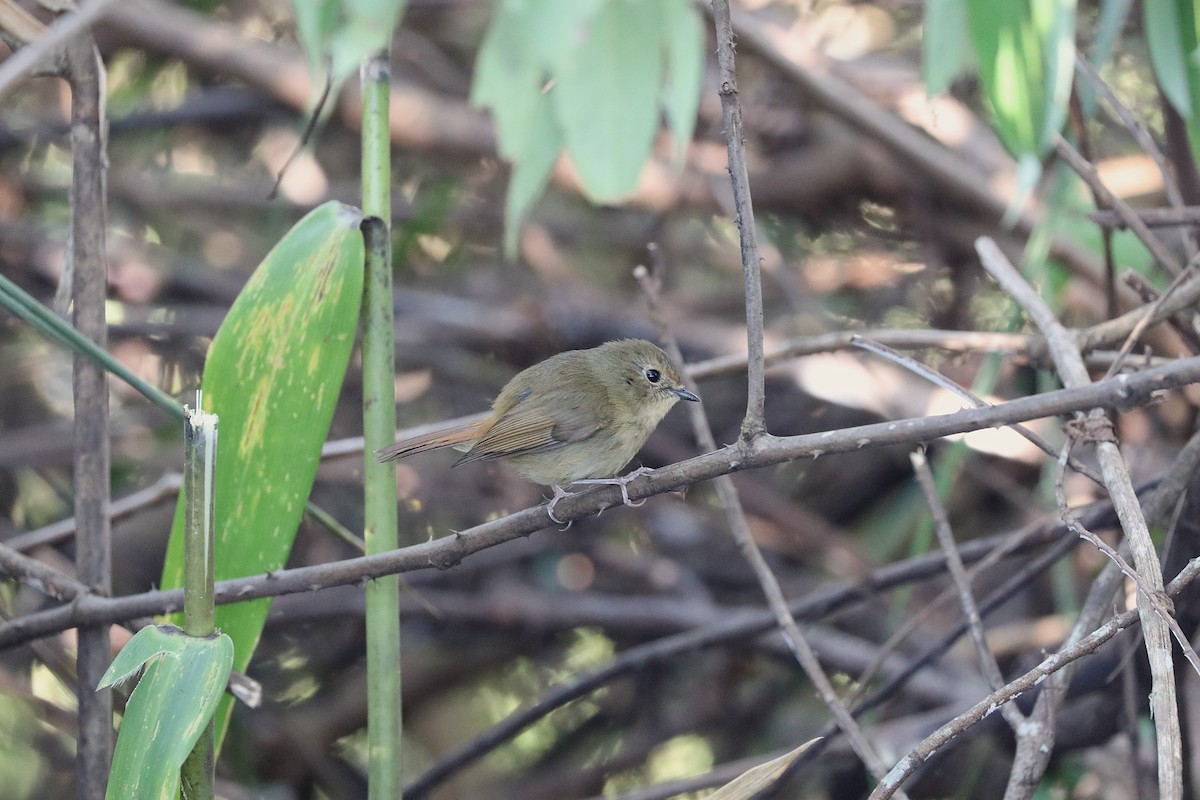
xmin=360 ymin=49 xmax=403 ymax=798
xmin=180 ymin=405 xmax=218 ymax=798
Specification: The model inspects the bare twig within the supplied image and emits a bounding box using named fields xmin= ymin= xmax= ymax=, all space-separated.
xmin=0 ymin=540 xmax=91 ymax=600
xmin=868 ymin=557 xmax=1200 ymax=799
xmin=405 ymin=483 xmax=1144 ymax=799
xmin=909 ymin=451 xmax=1024 ymax=729
xmin=1055 ymin=443 xmax=1200 ymax=677
xmin=976 ymin=236 xmax=1182 ymax=800
xmin=1054 ymin=135 xmax=1184 ymax=277
xmin=798 ymin=426 xmax=1200 ymax=791
xmin=711 ymin=0 xmax=766 ymax=439
xmin=853 ymin=335 xmax=1104 ymax=485
xmin=1079 ymin=268 xmax=1200 ymax=354
xmin=0 ymin=0 xmax=124 ymax=100
xmin=7 ymin=473 xmax=182 ymax=553
xmin=911 ymin=449 xmax=1061 ymax=799
xmin=4 ymin=358 xmax=1200 ymax=650
xmin=1121 ymin=270 xmax=1200 ymax=356
xmin=1090 ymin=206 xmax=1200 ymax=229
xmin=1103 ymin=252 xmax=1200 ymax=379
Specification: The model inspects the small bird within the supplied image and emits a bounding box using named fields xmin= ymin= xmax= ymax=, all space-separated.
xmin=376 ymin=339 xmax=700 ymax=521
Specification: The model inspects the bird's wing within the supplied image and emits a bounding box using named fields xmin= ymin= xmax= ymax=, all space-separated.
xmin=453 ymin=406 xmax=598 ymax=466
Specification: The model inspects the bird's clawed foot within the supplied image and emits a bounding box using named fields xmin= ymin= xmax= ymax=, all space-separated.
xmin=546 ymin=485 xmax=574 ymax=528
xmin=572 ymin=466 xmax=655 ymax=508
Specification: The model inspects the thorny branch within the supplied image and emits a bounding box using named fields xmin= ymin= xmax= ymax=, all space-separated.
xmin=4 ymin=359 xmax=1200 ymax=648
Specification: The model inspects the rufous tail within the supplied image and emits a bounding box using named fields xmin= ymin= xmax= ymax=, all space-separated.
xmin=375 ymin=416 xmax=489 ymax=462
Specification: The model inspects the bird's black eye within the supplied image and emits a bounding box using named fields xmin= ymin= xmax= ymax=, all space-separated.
xmin=645 ymin=368 xmax=661 ymax=384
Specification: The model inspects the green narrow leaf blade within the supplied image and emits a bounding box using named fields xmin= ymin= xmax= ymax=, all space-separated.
xmin=98 ymin=624 xmax=182 ymax=690
xmin=161 ymin=201 xmax=365 ymax=748
xmin=924 ymin=0 xmax=973 ymax=95
xmin=1144 ymin=0 xmax=1192 ymax=118
xmin=1144 ymin=0 xmax=1200 ymax=157
xmin=659 ymin=0 xmax=705 ymax=163
xmin=503 ymin=91 xmax=561 ymax=258
xmin=966 ymin=0 xmax=1075 ymax=159
xmin=293 ymin=0 xmax=342 ymax=74
xmin=1035 ymin=0 xmax=1076 ymax=150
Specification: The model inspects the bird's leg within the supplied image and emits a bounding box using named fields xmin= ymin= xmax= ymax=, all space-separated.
xmin=545 ymin=485 xmax=575 ymax=526
xmin=571 ymin=466 xmax=655 ymax=508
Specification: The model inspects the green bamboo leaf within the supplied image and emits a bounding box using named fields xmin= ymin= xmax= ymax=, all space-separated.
xmin=1144 ymin=0 xmax=1200 ymax=156
xmin=520 ymin=0 xmax=606 ymax=67
xmin=551 ymin=0 xmax=663 ymax=202
xmin=659 ymin=0 xmax=704 ymax=164
xmin=1144 ymin=0 xmax=1192 ymax=117
xmin=161 ymin=201 xmax=365 ymax=748
xmin=923 ymin=0 xmax=973 ymax=95
xmin=292 ymin=0 xmax=406 ymax=93
xmin=503 ymin=90 xmax=561 ymax=258
xmin=100 ymin=626 xmax=233 ymax=800
xmin=471 ymin=0 xmax=703 ymax=249
xmin=1091 ymin=0 xmax=1131 ymax=70
xmin=471 ymin=2 xmax=549 ymax=161
xmin=293 ymin=0 xmax=340 ymax=74
xmin=966 ymin=0 xmax=1075 ymax=158
xmin=1078 ymin=0 xmax=1132 ymax=119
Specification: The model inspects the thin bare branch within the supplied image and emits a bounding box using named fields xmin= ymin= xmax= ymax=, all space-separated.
xmin=711 ymin=0 xmax=767 ymax=439
xmin=868 ymin=557 xmax=1200 ymax=800
xmin=1054 ymin=135 xmax=1183 ymax=277
xmin=0 ymin=0 xmax=124 ymax=99
xmin=976 ymin=235 xmax=1182 ymax=800
xmin=853 ymin=335 xmax=1103 ymax=485
xmin=4 ymin=358 xmax=1200 ymax=647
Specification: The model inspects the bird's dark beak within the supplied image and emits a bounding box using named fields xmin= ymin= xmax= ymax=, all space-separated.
xmin=672 ymin=387 xmax=701 ymax=402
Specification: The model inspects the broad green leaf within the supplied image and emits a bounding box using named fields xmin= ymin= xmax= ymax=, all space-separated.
xmin=100 ymin=626 xmax=233 ymax=800
xmin=659 ymin=0 xmax=705 ymax=163
xmin=551 ymin=0 xmax=663 ymax=202
xmin=1144 ymin=0 xmax=1200 ymax=157
xmin=521 ymin=0 xmax=606 ymax=67
xmin=472 ymin=0 xmax=704 ymax=247
xmin=471 ymin=3 xmax=549 ymax=160
xmin=923 ymin=0 xmax=973 ymax=95
xmin=161 ymin=201 xmax=365 ymax=748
